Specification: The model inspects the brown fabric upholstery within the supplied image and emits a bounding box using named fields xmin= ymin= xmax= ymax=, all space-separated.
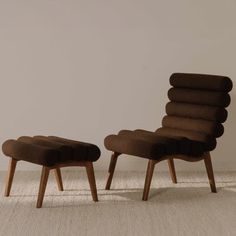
xmin=104 ymin=73 xmax=232 ymax=160
xmin=105 ymin=134 xmax=167 ymax=159
xmin=162 ymin=116 xmax=224 ymax=138
xmin=2 ymin=139 xmax=60 ymax=166
xmin=163 ymin=73 xmax=232 ymax=152
xmin=170 ymin=73 xmax=233 ymax=92
xmin=46 ymin=136 xmax=100 ymax=162
xmin=119 ymin=129 xmax=203 ymax=156
xmin=18 ymin=136 xmax=73 ymax=163
xmin=168 ymin=88 xmax=231 ymax=107
xmin=155 ymin=127 xmax=217 ymax=151
xmin=104 ymin=129 xmax=205 ymax=158
xmin=166 ymin=102 xmax=228 ymax=122
xmin=2 ymin=136 xmax=100 ymax=167
xmin=118 ymin=130 xmax=179 ymax=154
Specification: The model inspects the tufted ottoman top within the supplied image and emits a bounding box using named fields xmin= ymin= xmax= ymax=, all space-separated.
xmin=2 ymin=136 xmax=101 ymax=167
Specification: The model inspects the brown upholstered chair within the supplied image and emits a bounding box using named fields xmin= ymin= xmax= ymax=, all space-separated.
xmin=2 ymin=136 xmax=100 ymax=208
xmin=104 ymin=73 xmax=233 ymax=200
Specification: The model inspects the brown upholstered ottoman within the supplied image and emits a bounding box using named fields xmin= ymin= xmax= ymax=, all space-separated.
xmin=2 ymin=136 xmax=100 ymax=208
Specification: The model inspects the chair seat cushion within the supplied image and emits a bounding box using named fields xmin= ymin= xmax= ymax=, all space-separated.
xmin=2 ymin=136 xmax=101 ymax=167
xmin=104 ymin=130 xmax=205 ymax=160
xmin=155 ymin=127 xmax=216 ymax=151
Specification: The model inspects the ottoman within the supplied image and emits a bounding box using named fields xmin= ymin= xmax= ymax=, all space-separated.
xmin=2 ymin=136 xmax=100 ymax=208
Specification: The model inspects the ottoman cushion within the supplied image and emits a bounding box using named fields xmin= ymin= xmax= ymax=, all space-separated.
xmin=2 ymin=136 xmax=100 ymax=167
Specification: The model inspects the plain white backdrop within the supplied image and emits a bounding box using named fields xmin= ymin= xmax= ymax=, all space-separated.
xmin=0 ymin=0 xmax=235 ymax=171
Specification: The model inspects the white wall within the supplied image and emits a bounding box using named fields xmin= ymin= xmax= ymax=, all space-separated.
xmin=0 ymin=0 xmax=235 ymax=171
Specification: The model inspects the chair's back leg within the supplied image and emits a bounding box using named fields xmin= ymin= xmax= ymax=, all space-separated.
xmin=54 ymin=168 xmax=64 ymax=191
xmin=85 ymin=162 xmax=98 ymax=202
xmin=105 ymin=152 xmax=119 ymax=190
xmin=4 ymin=158 xmax=17 ymax=197
xmin=37 ymin=166 xmax=50 ymax=208
xmin=204 ymin=152 xmax=217 ymax=193
xmin=142 ymin=160 xmax=156 ymax=201
xmin=168 ymin=158 xmax=177 ymax=184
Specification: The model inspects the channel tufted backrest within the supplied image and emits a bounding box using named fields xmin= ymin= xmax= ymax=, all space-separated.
xmin=156 ymin=73 xmax=233 ymax=152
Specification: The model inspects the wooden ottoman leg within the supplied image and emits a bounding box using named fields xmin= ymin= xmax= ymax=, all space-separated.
xmin=85 ymin=162 xmax=98 ymax=202
xmin=105 ymin=152 xmax=119 ymax=190
xmin=5 ymin=158 xmax=17 ymax=197
xmin=37 ymin=166 xmax=50 ymax=208
xmin=54 ymin=168 xmax=64 ymax=191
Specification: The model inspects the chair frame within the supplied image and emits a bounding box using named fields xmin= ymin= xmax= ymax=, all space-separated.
xmin=4 ymin=158 xmax=98 ymax=208
xmin=105 ymin=151 xmax=216 ymax=200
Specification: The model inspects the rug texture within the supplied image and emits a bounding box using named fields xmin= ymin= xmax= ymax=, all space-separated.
xmin=0 ymin=170 xmax=236 ymax=236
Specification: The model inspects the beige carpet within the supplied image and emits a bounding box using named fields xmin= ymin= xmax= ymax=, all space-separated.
xmin=0 ymin=170 xmax=236 ymax=236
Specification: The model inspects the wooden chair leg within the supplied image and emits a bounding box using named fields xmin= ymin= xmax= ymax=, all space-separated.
xmin=105 ymin=152 xmax=119 ymax=190
xmin=204 ymin=153 xmax=217 ymax=193
xmin=168 ymin=158 xmax=177 ymax=184
xmin=54 ymin=168 xmax=64 ymax=191
xmin=37 ymin=166 xmax=50 ymax=208
xmin=85 ymin=162 xmax=98 ymax=202
xmin=142 ymin=160 xmax=156 ymax=201
xmin=4 ymin=158 xmax=17 ymax=197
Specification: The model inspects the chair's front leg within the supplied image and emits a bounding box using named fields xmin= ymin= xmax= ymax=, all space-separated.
xmin=4 ymin=158 xmax=17 ymax=197
xmin=85 ymin=162 xmax=98 ymax=202
xmin=204 ymin=152 xmax=217 ymax=193
xmin=105 ymin=152 xmax=119 ymax=190
xmin=37 ymin=166 xmax=50 ymax=208
xmin=142 ymin=160 xmax=156 ymax=201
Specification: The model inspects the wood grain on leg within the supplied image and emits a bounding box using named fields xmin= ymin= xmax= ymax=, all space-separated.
xmin=54 ymin=168 xmax=64 ymax=191
xmin=36 ymin=166 xmax=50 ymax=208
xmin=85 ymin=162 xmax=98 ymax=202
xmin=105 ymin=152 xmax=119 ymax=190
xmin=142 ymin=160 xmax=156 ymax=201
xmin=4 ymin=158 xmax=17 ymax=197
xmin=204 ymin=152 xmax=217 ymax=193
xmin=168 ymin=158 xmax=177 ymax=184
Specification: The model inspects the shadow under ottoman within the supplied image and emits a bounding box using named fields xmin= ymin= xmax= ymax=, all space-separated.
xmin=2 ymin=136 xmax=100 ymax=208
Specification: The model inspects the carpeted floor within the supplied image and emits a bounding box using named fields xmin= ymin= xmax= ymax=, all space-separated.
xmin=0 ymin=170 xmax=236 ymax=236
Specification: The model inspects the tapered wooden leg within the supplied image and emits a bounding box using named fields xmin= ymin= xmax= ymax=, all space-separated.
xmin=54 ymin=168 xmax=64 ymax=191
xmin=36 ymin=166 xmax=50 ymax=208
xmin=4 ymin=158 xmax=17 ymax=197
xmin=142 ymin=160 xmax=156 ymax=201
xmin=204 ymin=153 xmax=217 ymax=193
xmin=105 ymin=152 xmax=119 ymax=190
xmin=85 ymin=162 xmax=98 ymax=202
xmin=168 ymin=158 xmax=177 ymax=184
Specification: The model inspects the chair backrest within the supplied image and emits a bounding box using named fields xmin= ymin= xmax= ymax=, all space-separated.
xmin=156 ymin=73 xmax=233 ymax=152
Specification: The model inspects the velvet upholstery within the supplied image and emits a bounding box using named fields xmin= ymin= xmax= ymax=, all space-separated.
xmin=170 ymin=73 xmax=233 ymax=92
xmin=105 ymin=129 xmax=205 ymax=158
xmin=104 ymin=73 xmax=232 ymax=160
xmin=166 ymin=102 xmax=228 ymax=122
xmin=162 ymin=116 xmax=224 ymax=138
xmin=2 ymin=136 xmax=101 ymax=167
xmin=168 ymin=88 xmax=231 ymax=107
xmin=155 ymin=127 xmax=217 ymax=151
